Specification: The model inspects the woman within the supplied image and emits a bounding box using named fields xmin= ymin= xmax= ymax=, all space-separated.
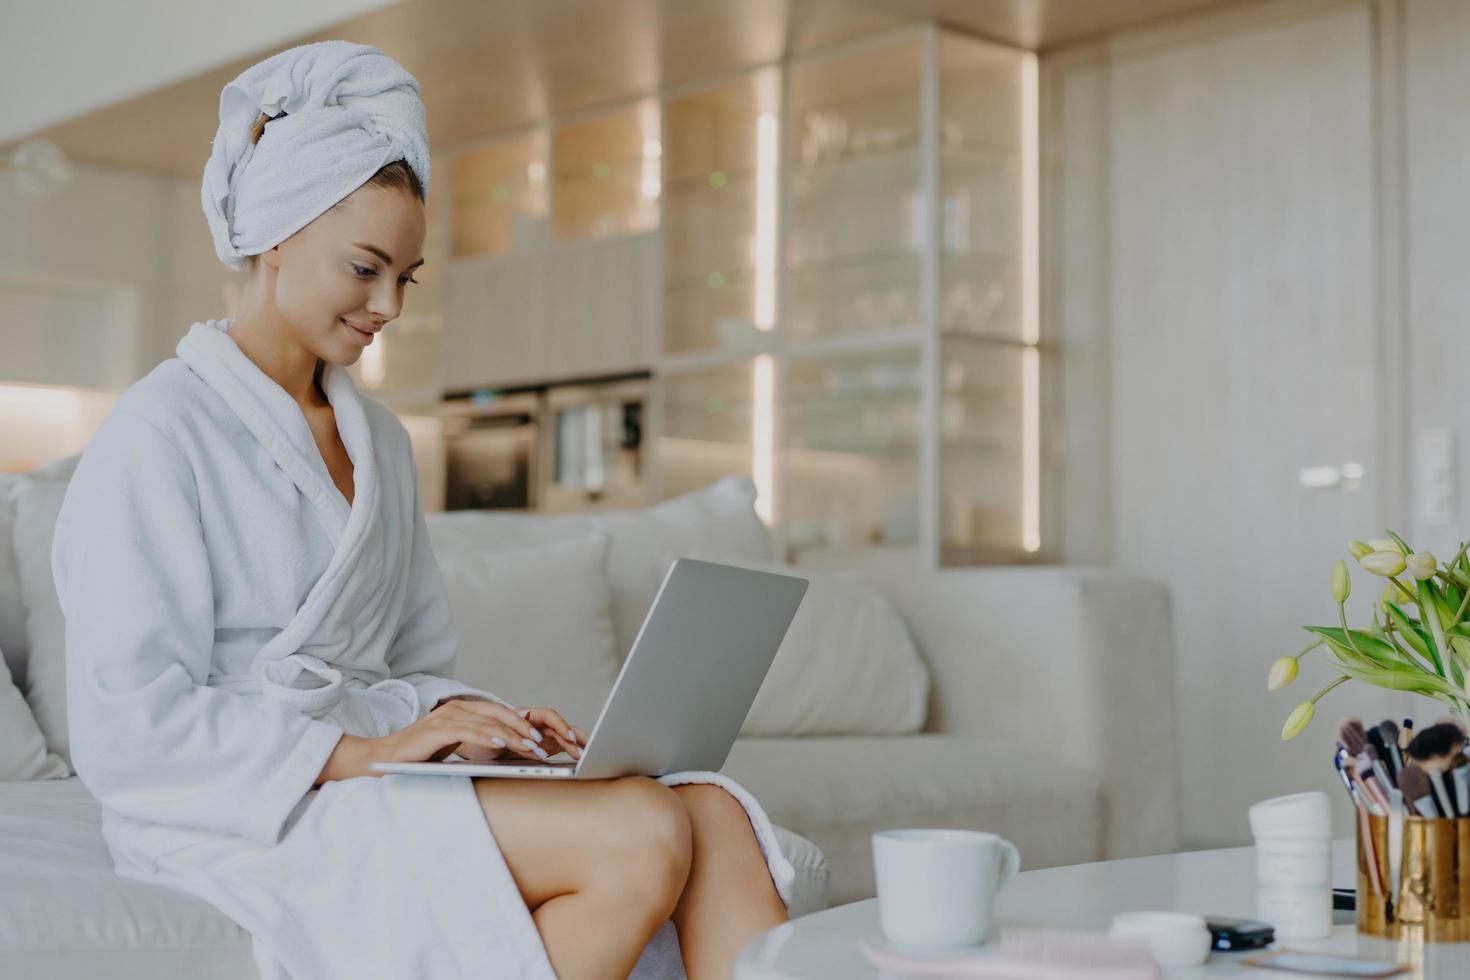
xmin=50 ymin=40 xmax=789 ymax=980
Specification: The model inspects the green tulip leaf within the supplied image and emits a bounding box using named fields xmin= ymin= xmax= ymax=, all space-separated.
xmin=1305 ymin=626 xmax=1405 ymax=672
xmin=1386 ymin=604 xmax=1432 ymax=657
xmin=1386 ymin=530 xmax=1413 ymax=556
xmin=1334 ymin=661 xmax=1463 ymax=698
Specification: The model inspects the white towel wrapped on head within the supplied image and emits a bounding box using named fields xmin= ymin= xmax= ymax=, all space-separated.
xmin=201 ymin=39 xmax=430 ymax=271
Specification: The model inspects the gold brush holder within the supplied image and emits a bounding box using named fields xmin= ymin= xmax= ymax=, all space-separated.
xmin=1358 ymin=811 xmax=1470 ymax=941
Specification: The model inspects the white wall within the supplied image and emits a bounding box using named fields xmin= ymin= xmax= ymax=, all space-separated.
xmin=1045 ymin=0 xmax=1445 ymax=847
xmin=0 ymin=0 xmax=399 ymax=144
xmin=1402 ymin=0 xmax=1470 ymax=557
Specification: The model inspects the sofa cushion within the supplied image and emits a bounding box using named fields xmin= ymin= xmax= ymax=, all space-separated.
xmin=0 ymin=777 xmax=827 ymax=977
xmin=10 ymin=481 xmax=69 ymax=763
xmin=721 ymin=734 xmax=1105 ymax=905
xmin=436 ymin=532 xmax=620 ymax=731
xmin=0 ymin=778 xmax=257 ymax=980
xmin=427 ymin=475 xmax=773 ymax=654
xmin=0 ymin=454 xmax=79 ymax=690
xmin=675 ymin=549 xmax=929 ymax=737
xmin=0 ymin=641 xmax=68 ymax=781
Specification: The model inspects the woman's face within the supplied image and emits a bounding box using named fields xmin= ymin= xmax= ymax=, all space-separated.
xmin=261 ymin=182 xmax=427 ymax=367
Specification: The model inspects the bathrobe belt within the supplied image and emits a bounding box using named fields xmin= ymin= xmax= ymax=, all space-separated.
xmin=213 ymin=652 xmax=420 ymax=721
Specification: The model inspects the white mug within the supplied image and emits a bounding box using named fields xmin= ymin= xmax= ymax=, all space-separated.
xmin=872 ymin=829 xmax=1021 ymax=948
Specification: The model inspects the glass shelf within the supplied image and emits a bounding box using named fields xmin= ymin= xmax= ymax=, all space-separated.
xmin=553 ymin=99 xmax=661 ymax=241
xmin=448 ymin=131 xmax=550 ymax=258
xmin=661 ymin=68 xmax=780 ymax=356
xmin=651 ymin=26 xmax=1037 ymax=568
xmin=657 ymin=360 xmax=758 ymax=502
xmin=784 ymin=345 xmax=923 ymax=558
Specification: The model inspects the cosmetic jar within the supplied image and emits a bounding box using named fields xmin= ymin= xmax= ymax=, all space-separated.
xmin=1109 ymin=912 xmax=1211 ymax=967
xmin=1249 ymin=790 xmax=1333 ymax=940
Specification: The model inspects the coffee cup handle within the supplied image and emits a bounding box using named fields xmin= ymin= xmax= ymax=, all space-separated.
xmin=996 ymin=839 xmax=1020 ymax=890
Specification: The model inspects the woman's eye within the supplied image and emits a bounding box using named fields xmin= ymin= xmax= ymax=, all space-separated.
xmin=353 ymin=264 xmax=418 ymax=286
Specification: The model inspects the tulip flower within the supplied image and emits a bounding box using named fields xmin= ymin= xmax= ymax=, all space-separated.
xmin=1360 ymin=550 xmax=1407 ymax=577
xmin=1407 ymin=552 xmax=1438 ymax=581
xmin=1331 ymin=560 xmax=1351 ymax=603
xmin=1369 ymin=538 xmax=1397 ymax=553
xmin=1381 ymin=582 xmax=1410 ymax=613
xmin=1282 ymin=701 xmax=1315 ymax=740
xmin=1268 ymin=656 xmax=1299 ymax=691
xmin=1349 ymin=540 xmax=1374 ymax=560
xmin=1279 ymin=675 xmax=1350 ymax=740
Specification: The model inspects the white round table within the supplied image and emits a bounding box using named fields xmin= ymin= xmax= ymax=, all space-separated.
xmin=735 ymin=840 xmax=1470 ymax=978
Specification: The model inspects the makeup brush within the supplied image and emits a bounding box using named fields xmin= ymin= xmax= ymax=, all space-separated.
xmin=1364 ymin=742 xmax=1395 ymax=793
xmin=1367 ymin=726 xmax=1394 ymax=778
xmin=1379 ymin=720 xmax=1405 ymax=776
xmin=1398 ymin=764 xmax=1439 ymax=818
xmin=1452 ymin=754 xmax=1470 ymax=817
xmin=1356 ymin=753 xmax=1392 ymax=813
xmin=1341 ymin=721 xmax=1390 ymax=811
xmin=1333 ymin=748 xmax=1361 ymax=806
xmin=1401 ymin=718 xmax=1415 ymax=752
xmin=1341 ymin=719 xmax=1370 ymax=757
xmin=1408 ymin=723 xmax=1465 ymax=817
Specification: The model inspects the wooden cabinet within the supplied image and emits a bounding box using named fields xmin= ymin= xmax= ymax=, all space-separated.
xmin=442 ymin=232 xmax=657 ymax=390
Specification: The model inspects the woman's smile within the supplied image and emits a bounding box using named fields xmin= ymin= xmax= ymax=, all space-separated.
xmin=342 ymin=318 xmax=375 ymax=344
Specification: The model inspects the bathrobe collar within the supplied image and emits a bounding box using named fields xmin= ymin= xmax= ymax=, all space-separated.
xmin=176 ymin=318 xmax=413 ymax=719
xmin=176 ymin=317 xmax=374 ymax=543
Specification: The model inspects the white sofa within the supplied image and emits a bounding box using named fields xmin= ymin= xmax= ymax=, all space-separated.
xmin=0 ymin=458 xmax=1179 ymax=978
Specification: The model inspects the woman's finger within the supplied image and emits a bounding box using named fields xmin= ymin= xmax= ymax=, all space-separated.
xmin=449 ymin=699 xmax=542 ymax=744
xmin=521 ymin=707 xmax=578 ymax=748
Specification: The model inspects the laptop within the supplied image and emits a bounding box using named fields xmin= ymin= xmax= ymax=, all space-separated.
xmin=370 ymin=557 xmax=808 ymax=780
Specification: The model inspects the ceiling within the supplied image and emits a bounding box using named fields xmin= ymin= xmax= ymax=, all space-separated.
xmin=22 ymin=0 xmax=1250 ymax=177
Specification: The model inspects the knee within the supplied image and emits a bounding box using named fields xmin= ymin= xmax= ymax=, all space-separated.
xmin=601 ymin=777 xmax=692 ymax=905
xmin=673 ymin=783 xmax=752 ymax=840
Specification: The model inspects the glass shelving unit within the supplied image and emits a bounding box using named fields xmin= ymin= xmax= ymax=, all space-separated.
xmin=656 ymin=359 xmax=759 ymax=502
xmin=653 ymin=23 xmax=1040 ymax=570
xmin=661 ymin=68 xmax=780 ymax=355
xmin=448 ymin=130 xmax=550 ymax=258
xmin=552 ymin=99 xmax=661 ymax=240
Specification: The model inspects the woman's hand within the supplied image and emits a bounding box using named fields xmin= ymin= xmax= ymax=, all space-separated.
xmin=452 ymin=705 xmax=588 ymax=764
xmin=370 ymin=697 xmax=550 ymax=767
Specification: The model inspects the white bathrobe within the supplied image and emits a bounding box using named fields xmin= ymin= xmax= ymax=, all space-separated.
xmin=50 ymin=317 xmax=794 ymax=979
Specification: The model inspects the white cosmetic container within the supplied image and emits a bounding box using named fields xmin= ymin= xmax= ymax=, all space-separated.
xmin=1248 ymin=791 xmax=1333 ymax=940
xmin=1109 ymin=911 xmax=1212 ymax=967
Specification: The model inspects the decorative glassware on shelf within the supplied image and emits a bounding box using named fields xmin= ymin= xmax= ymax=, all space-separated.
xmin=783 ymin=347 xmax=922 ymax=564
xmin=657 ymin=360 xmax=756 ymax=501
xmin=662 ymin=68 xmax=781 ymax=356
xmin=786 ymin=36 xmax=924 ymax=345
xmin=448 ymin=130 xmax=550 ymax=258
xmin=937 ymin=34 xmax=1033 ymax=562
xmin=553 ymin=99 xmax=661 ymax=241
xmin=939 ymin=337 xmax=1025 ymax=562
xmin=650 ymin=26 xmax=1037 ymax=569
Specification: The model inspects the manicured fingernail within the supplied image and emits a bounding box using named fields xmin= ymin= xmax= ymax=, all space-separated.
xmin=518 ymin=709 xmax=530 ymax=718
xmin=523 ymin=739 xmax=549 ymax=760
xmin=490 ymin=736 xmax=507 ymax=748
xmin=529 ymin=727 xmax=543 ymax=743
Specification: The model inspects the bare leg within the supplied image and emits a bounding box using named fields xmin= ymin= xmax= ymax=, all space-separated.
xmin=473 ymin=775 xmax=693 ymax=980
xmin=669 ymin=784 xmax=788 ymax=979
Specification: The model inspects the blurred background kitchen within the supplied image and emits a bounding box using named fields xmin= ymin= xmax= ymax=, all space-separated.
xmin=7 ymin=0 xmax=1470 ymax=847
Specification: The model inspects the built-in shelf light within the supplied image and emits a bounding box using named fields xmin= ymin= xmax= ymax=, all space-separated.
xmin=1021 ymin=51 xmax=1041 ymax=554
xmin=640 ymin=99 xmax=662 ymax=201
xmin=753 ymin=354 xmax=774 ymax=524
xmin=754 ymin=113 xmax=778 ymax=331
xmin=752 ymin=111 xmax=779 ymax=524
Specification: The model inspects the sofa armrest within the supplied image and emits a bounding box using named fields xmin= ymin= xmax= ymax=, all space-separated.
xmin=852 ymin=565 xmax=1179 ymax=860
